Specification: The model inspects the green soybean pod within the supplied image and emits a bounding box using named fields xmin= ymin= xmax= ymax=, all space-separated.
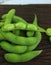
xmin=46 ymin=28 xmax=51 ymax=36
xmin=0 ymin=21 xmax=36 ymax=32
xmin=4 ymin=50 xmax=42 ymax=62
xmin=27 ymin=31 xmax=41 ymax=51
xmin=0 ymin=31 xmax=37 ymax=46
xmin=1 ymin=22 xmax=37 ymax=31
xmin=0 ymin=41 xmax=27 ymax=53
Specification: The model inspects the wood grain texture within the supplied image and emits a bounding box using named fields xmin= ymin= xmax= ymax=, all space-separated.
xmin=0 ymin=5 xmax=51 ymax=65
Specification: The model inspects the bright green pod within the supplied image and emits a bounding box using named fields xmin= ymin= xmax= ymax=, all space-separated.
xmin=0 ymin=41 xmax=27 ymax=53
xmin=0 ymin=22 xmax=37 ymax=32
xmin=4 ymin=50 xmax=42 ymax=62
xmin=0 ymin=31 xmax=37 ymax=46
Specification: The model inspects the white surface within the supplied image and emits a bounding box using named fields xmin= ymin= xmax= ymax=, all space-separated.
xmin=1 ymin=0 xmax=51 ymax=4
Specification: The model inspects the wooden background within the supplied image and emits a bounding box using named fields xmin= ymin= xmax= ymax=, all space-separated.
xmin=0 ymin=5 xmax=51 ymax=65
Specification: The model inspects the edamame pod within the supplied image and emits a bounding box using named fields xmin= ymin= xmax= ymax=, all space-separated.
xmin=4 ymin=50 xmax=42 ymax=62
xmin=0 ymin=31 xmax=37 ymax=45
xmin=1 ymin=22 xmax=37 ymax=31
xmin=0 ymin=41 xmax=27 ymax=53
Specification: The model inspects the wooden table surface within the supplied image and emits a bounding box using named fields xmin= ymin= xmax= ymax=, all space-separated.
xmin=0 ymin=5 xmax=51 ymax=65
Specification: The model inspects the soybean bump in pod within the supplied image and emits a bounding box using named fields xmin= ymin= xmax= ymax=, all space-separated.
xmin=0 ymin=9 xmax=43 ymax=63
xmin=46 ymin=28 xmax=51 ymax=42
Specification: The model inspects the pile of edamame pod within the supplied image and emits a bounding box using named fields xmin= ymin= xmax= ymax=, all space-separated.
xmin=0 ymin=9 xmax=51 ymax=63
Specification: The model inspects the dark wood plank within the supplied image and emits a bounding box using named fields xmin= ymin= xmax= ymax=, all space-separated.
xmin=0 ymin=5 xmax=51 ymax=65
